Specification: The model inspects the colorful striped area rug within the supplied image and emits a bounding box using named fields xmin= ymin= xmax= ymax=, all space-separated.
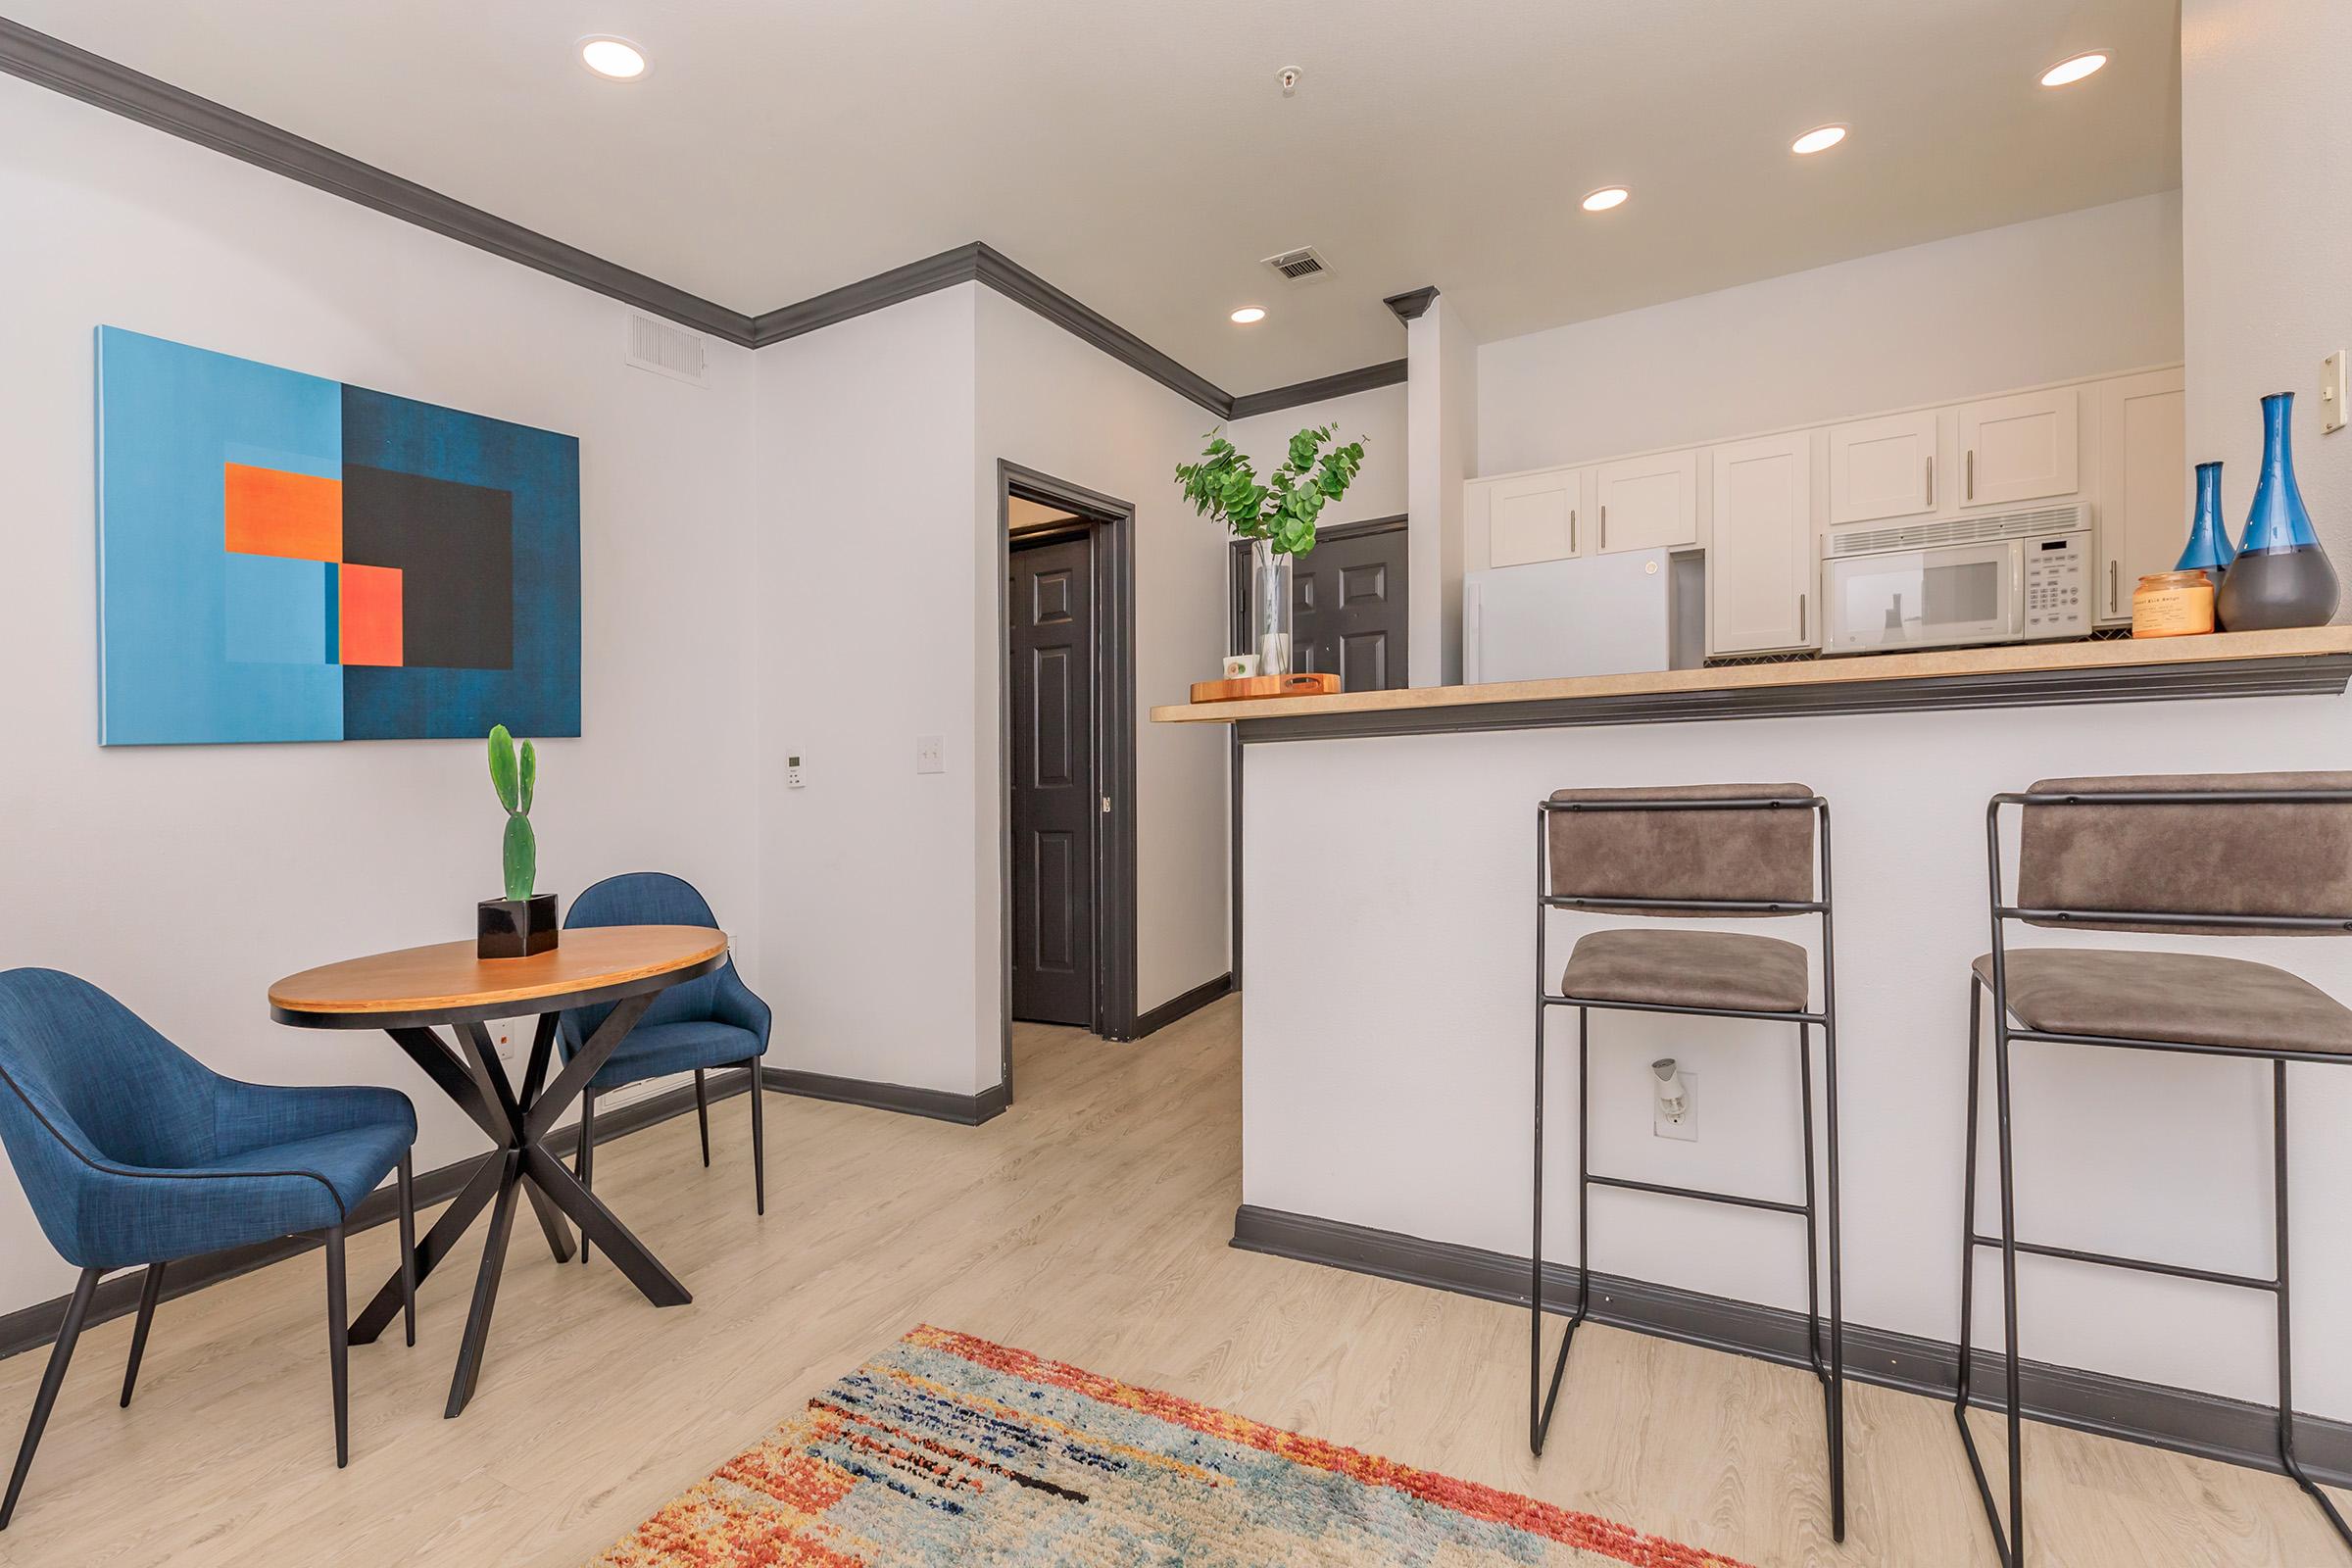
xmin=592 ymin=1324 xmax=1748 ymax=1567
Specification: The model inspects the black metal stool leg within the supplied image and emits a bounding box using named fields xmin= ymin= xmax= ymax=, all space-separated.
xmin=694 ymin=1069 xmax=711 ymax=1167
xmin=120 ymin=1261 xmax=165 ymax=1407
xmin=1799 ymin=1023 xmax=1823 ymax=1381
xmin=323 ymin=1226 xmax=349 ymax=1468
xmin=397 ymin=1152 xmax=417 ymax=1348
xmin=1993 ymin=1020 xmax=2025 ymax=1563
xmin=1822 ymin=1010 xmax=1847 ymax=1542
xmin=3 ymin=1266 xmax=100 ymax=1530
xmin=2270 ymin=1059 xmax=2352 ymax=1549
xmin=575 ymin=1089 xmax=597 ymax=1266
xmin=747 ymin=1057 xmax=766 ymax=1215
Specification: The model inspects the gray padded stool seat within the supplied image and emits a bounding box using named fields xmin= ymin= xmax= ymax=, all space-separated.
xmin=1958 ymin=770 xmax=2352 ymax=1565
xmin=1531 ymin=780 xmax=1843 ymax=1543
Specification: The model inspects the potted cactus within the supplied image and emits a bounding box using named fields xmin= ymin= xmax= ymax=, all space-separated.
xmin=476 ymin=724 xmax=558 ymax=959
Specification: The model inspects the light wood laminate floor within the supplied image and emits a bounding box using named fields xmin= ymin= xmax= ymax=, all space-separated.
xmin=0 ymin=998 xmax=2336 ymax=1566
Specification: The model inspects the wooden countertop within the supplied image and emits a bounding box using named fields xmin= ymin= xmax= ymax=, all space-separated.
xmin=1151 ymin=628 xmax=2352 ymax=740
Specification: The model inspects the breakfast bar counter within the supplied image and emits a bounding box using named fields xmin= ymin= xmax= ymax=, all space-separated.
xmin=1162 ymin=621 xmax=2352 ymax=1445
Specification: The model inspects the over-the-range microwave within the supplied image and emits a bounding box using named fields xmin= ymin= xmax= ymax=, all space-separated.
xmin=1818 ymin=505 xmax=2091 ymax=656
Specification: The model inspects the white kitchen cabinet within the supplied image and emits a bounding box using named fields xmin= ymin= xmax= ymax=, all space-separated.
xmin=1595 ymin=449 xmax=1697 ymax=553
xmin=2093 ymin=368 xmax=2188 ymax=624
xmin=1828 ymin=410 xmax=1941 ymax=526
xmin=1472 ymin=467 xmax=1587 ymax=567
xmin=1958 ymin=388 xmax=2079 ymax=508
xmin=1708 ymin=433 xmax=1815 ymax=655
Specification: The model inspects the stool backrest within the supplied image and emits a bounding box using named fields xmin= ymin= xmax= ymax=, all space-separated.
xmin=2017 ymin=772 xmax=2352 ymax=936
xmin=1546 ymin=783 xmax=1817 ymax=914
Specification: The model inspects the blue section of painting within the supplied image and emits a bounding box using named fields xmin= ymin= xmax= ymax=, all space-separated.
xmin=222 ymin=554 xmax=327 ymax=665
xmin=96 ymin=327 xmax=342 ymax=745
xmin=339 ymin=384 xmax=582 ymax=740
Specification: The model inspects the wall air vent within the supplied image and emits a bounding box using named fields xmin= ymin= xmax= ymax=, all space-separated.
xmin=625 ymin=311 xmax=709 ymax=386
xmin=1827 ymin=504 xmax=2088 ymax=559
xmin=1260 ymin=246 xmax=1332 ymax=284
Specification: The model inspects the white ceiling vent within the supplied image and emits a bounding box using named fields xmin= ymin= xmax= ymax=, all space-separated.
xmin=1260 ymin=246 xmax=1332 ymax=285
xmin=625 ymin=312 xmax=708 ymax=386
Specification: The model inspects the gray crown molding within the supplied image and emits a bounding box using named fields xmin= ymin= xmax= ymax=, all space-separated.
xmin=1228 ymin=359 xmax=1409 ymax=420
xmin=1383 ymin=286 xmax=1440 ymax=321
xmin=2 ymin=18 xmax=1401 ymax=420
xmin=0 ymin=18 xmax=757 ymax=344
xmin=1232 ymin=1203 xmax=2352 ymax=1490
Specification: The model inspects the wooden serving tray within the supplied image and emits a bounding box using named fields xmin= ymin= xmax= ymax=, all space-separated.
xmin=1190 ymin=672 xmax=1341 ymax=704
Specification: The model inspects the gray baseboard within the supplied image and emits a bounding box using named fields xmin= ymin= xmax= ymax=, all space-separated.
xmin=0 ymin=1067 xmax=753 ymax=1365
xmin=760 ymin=1065 xmax=1007 ymax=1126
xmin=1135 ymin=972 xmax=1233 ymax=1039
xmin=1231 ymin=1202 xmax=2352 ymax=1490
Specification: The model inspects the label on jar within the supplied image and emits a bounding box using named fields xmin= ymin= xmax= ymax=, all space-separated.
xmin=2132 ymin=582 xmax=2215 ymax=638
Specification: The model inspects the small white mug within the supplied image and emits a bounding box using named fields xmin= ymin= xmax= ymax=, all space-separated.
xmin=1222 ymin=654 xmax=1261 ymax=679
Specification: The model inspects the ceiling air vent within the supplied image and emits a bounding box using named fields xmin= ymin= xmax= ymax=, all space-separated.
xmin=625 ymin=311 xmax=708 ymax=386
xmin=1261 ymin=245 xmax=1332 ymax=285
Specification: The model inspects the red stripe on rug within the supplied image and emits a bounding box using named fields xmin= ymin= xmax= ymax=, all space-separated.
xmin=904 ymin=1325 xmax=1753 ymax=1568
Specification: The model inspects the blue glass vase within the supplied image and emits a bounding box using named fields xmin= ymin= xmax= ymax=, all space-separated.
xmin=2216 ymin=392 xmax=2338 ymax=631
xmin=2174 ymin=462 xmax=2234 ymax=581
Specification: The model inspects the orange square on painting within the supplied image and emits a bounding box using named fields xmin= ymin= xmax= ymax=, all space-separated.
xmin=339 ymin=564 xmax=403 ymax=666
xmin=224 ymin=464 xmax=343 ymax=562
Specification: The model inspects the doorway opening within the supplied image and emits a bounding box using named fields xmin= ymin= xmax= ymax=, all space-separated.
xmin=996 ymin=462 xmax=1138 ymax=1102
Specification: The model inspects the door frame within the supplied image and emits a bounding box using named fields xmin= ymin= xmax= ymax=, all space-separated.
xmin=1225 ymin=514 xmax=1407 ymax=992
xmin=996 ymin=461 xmax=1139 ymax=1101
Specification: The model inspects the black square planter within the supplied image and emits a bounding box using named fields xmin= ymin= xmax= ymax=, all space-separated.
xmin=477 ymin=893 xmax=559 ymax=959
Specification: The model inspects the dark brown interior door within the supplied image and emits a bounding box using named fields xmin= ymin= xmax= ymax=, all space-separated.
xmin=1233 ymin=519 xmax=1410 ymax=691
xmin=1009 ymin=532 xmax=1097 ymax=1026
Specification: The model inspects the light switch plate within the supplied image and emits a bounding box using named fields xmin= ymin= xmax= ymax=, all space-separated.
xmin=2325 ymin=351 xmax=2347 ymax=434
xmin=916 ymin=735 xmax=945 ymax=774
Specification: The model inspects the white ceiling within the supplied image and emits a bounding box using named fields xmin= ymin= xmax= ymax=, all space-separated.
xmin=11 ymin=1 xmax=2181 ymax=394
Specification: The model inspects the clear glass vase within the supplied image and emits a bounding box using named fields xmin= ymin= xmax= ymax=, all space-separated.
xmin=2216 ymin=391 xmax=2338 ymax=630
xmin=1250 ymin=540 xmax=1295 ymax=675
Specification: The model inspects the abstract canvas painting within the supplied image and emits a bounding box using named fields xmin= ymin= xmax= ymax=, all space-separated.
xmin=95 ymin=326 xmax=581 ymax=745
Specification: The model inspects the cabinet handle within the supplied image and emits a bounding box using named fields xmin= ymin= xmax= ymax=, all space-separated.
xmin=1925 ymin=454 xmax=1935 ymax=508
xmin=1600 ymin=504 xmax=1608 ymax=551
xmin=1570 ymin=508 xmax=1578 ymax=552
xmin=1966 ymin=449 xmax=1976 ymax=503
xmin=2109 ymin=560 xmax=2119 ymax=613
xmin=1799 ymin=592 xmax=1807 ymax=643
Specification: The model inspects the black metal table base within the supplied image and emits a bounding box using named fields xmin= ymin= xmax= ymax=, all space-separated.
xmin=347 ymin=994 xmax=691 ymax=1417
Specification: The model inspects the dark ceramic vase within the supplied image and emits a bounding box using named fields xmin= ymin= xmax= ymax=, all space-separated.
xmin=2216 ymin=392 xmax=2337 ymax=630
xmin=2175 ymin=462 xmax=2235 ymax=582
xmin=477 ymin=893 xmax=559 ymax=959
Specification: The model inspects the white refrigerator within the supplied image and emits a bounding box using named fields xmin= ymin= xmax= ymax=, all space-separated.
xmin=1461 ymin=551 xmax=1692 ymax=684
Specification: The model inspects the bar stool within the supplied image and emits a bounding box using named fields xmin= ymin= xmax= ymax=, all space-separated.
xmin=1959 ymin=772 xmax=2352 ymax=1565
xmin=1531 ymin=783 xmax=1844 ymax=1542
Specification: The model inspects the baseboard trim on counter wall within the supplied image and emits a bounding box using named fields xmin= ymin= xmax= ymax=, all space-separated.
xmin=1230 ymin=1202 xmax=2352 ymax=1490
xmin=760 ymin=1066 xmax=1008 ymax=1126
xmin=1135 ymin=972 xmax=1234 ymax=1038
xmin=0 ymin=1067 xmax=757 ymax=1364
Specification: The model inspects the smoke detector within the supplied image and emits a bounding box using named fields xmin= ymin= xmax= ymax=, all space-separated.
xmin=1260 ymin=245 xmax=1331 ymax=285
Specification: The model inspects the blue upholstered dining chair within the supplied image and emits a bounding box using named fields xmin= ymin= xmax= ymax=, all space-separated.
xmin=0 ymin=968 xmax=418 ymax=1527
xmin=559 ymin=872 xmax=769 ymax=1265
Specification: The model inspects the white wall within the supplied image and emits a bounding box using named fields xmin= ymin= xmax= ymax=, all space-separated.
xmin=2182 ymin=0 xmax=2352 ymax=601
xmin=0 ymin=79 xmax=762 ymax=1315
xmin=1478 ymin=192 xmax=2185 ymax=478
xmin=976 ymin=290 xmax=1233 ymax=1013
xmin=754 ymin=285 xmax=986 ymax=1092
xmin=1223 ymin=383 xmax=1408 ymax=530
xmin=1243 ymin=693 xmax=2352 ymax=1415
xmin=1408 ymin=297 xmax=1480 ymax=686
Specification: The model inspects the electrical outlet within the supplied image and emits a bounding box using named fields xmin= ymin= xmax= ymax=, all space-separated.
xmin=785 ymin=754 xmax=805 ymax=789
xmin=915 ymin=735 xmax=945 ymax=774
xmin=2324 ymin=351 xmax=2347 ymax=435
xmin=1654 ymin=1069 xmax=1698 ymax=1143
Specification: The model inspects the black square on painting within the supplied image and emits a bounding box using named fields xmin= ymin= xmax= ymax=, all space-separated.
xmin=341 ymin=464 xmax=515 ymax=670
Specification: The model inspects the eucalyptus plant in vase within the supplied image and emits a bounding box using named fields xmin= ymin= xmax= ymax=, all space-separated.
xmin=1175 ymin=424 xmax=1366 ymax=675
xmin=476 ymin=723 xmax=559 ymax=958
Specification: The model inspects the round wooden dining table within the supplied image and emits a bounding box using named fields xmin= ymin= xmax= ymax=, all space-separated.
xmin=270 ymin=925 xmax=728 ymax=1418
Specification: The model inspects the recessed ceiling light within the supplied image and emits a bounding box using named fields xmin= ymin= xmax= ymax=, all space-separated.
xmin=1581 ymin=186 xmax=1630 ymax=213
xmin=579 ymin=36 xmax=649 ymax=80
xmin=2039 ymin=51 xmax=2108 ymax=87
xmin=1230 ymin=307 xmax=1267 ymax=324
xmin=1790 ymin=124 xmax=1848 ymax=156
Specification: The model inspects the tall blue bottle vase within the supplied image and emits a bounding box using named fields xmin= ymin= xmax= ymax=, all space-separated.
xmin=2216 ymin=392 xmax=2338 ymax=631
xmin=2175 ymin=462 xmax=2234 ymax=582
